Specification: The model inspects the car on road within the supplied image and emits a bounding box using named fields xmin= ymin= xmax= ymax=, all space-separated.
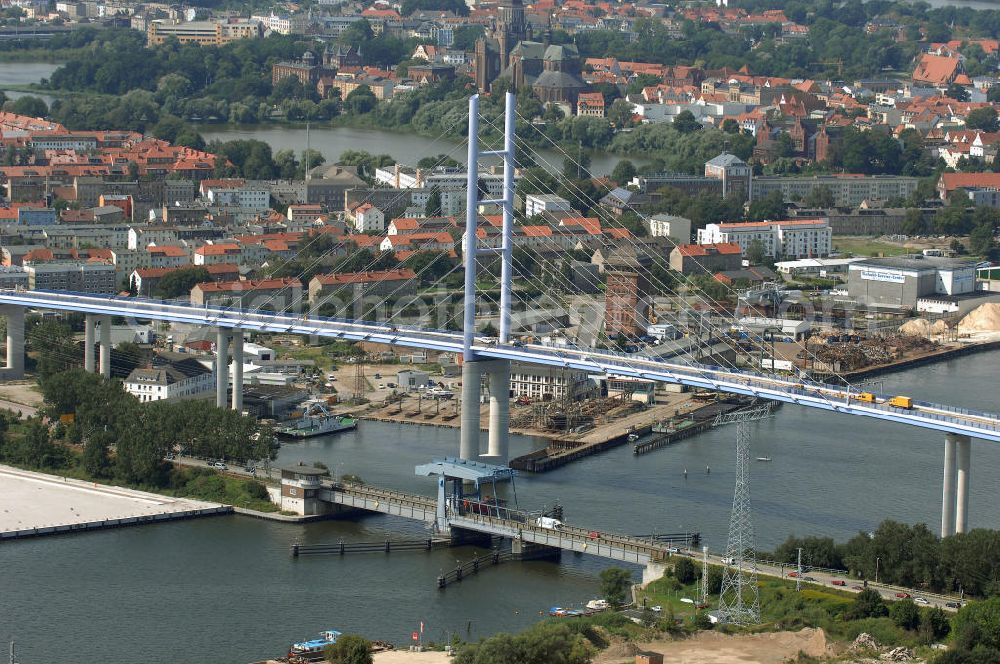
xmin=895 ymin=592 xmax=911 ymax=599
xmin=721 ymin=557 xmax=736 ymax=565
xmin=650 ymin=606 xmax=662 ymax=613
xmin=164 ymin=453 xmax=176 ymax=461
xmin=787 ymin=572 xmax=799 ymax=578
xmin=666 ymin=547 xmax=680 ymax=554
xmin=914 ymin=597 xmax=930 ymax=605
xmin=804 ymin=576 xmax=818 ymax=582
xmin=378 ymin=384 xmax=386 ymax=389
xmin=851 ymin=585 xmax=864 ymax=591
xmin=210 ymin=461 xmax=228 ymax=470
xmin=831 ymin=580 xmax=847 ymax=586
xmin=945 ymin=602 xmax=962 ymax=609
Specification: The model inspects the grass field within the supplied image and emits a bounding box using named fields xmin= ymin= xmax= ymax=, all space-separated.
xmin=833 ymin=238 xmax=912 ymax=257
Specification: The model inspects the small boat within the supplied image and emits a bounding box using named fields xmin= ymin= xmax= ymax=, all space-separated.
xmin=585 ymin=599 xmax=608 ymax=611
xmin=628 ymin=433 xmax=640 ymax=442
xmin=756 ymin=456 xmax=772 ymax=462
xmin=289 ymin=629 xmax=342 ymax=662
xmin=276 ymin=399 xmax=357 ymax=439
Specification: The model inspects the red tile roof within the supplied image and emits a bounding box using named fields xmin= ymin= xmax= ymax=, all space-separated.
xmin=313 ymin=268 xmax=417 ymax=285
xmin=676 ymin=242 xmax=743 ymax=257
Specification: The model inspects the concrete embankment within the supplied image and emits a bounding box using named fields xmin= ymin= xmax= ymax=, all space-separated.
xmin=0 ymin=464 xmax=231 ymax=540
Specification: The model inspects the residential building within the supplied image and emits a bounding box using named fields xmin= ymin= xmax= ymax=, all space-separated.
xmin=524 ymin=194 xmax=572 ymax=217
xmin=124 ymin=355 xmax=215 ymax=403
xmin=669 ymin=242 xmax=743 ymax=275
xmin=647 ymin=213 xmax=692 ymax=245
xmin=753 ymin=175 xmax=920 ymax=207
xmin=352 ymin=203 xmax=386 ymax=233
xmin=308 ymin=269 xmax=418 ymax=306
xmin=147 ymin=18 xmax=263 ymax=46
xmin=0 ymin=266 xmax=28 ymax=289
xmin=698 ymin=219 xmax=832 ymax=259
xmin=509 ymin=363 xmax=593 ymax=401
xmin=190 ymin=278 xmax=303 ymax=310
xmin=23 ymin=260 xmax=117 ymax=293
xmin=704 ymin=152 xmax=752 ymax=201
xmin=604 ymin=248 xmax=651 ymax=338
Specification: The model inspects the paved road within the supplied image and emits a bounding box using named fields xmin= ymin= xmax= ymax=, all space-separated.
xmin=0 ymin=399 xmax=38 ymax=418
xmin=673 ymin=548 xmax=964 ymax=612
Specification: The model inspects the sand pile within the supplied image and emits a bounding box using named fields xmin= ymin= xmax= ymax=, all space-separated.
xmin=899 ymin=319 xmax=932 ymax=336
xmin=958 ymin=303 xmax=1000 ymax=332
xmin=930 ymin=320 xmax=950 ymax=335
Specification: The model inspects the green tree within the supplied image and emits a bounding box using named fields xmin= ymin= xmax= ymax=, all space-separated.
xmin=153 ymin=267 xmax=211 ymax=299
xmin=6 ymin=95 xmax=48 ymax=118
xmin=850 ymin=589 xmax=888 ymax=619
xmin=674 ymin=557 xmax=697 ymax=584
xmin=455 ymin=622 xmax=590 ymax=664
xmin=946 ymin=84 xmax=971 ymax=102
xmin=902 ymin=208 xmax=926 ymax=236
xmin=970 ymin=222 xmax=997 ymax=258
xmin=599 ymin=567 xmax=633 ymax=607
xmin=922 ymin=607 xmax=951 ymax=641
xmin=890 ymin=599 xmax=921 ymax=630
xmin=746 ymin=239 xmax=767 ymax=266
xmin=607 ymin=98 xmax=634 ymax=128
xmin=966 ymin=107 xmax=999 ymax=133
xmin=803 ymin=185 xmax=835 ymax=209
xmin=610 ymin=159 xmax=636 ymax=186
xmin=324 ymin=634 xmax=372 ymax=664
xmin=673 ymin=110 xmax=701 ymax=133
xmin=746 ymin=191 xmax=786 ymax=222
xmin=953 ymin=597 xmax=1000 ymax=652
xmin=425 ymin=188 xmax=442 ymax=217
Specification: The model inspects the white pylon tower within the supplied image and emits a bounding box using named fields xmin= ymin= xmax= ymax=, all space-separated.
xmin=713 ymin=404 xmax=769 ymax=626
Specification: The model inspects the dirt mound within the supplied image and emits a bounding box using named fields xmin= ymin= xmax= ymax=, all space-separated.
xmin=595 ymin=627 xmax=831 ymax=664
xmin=899 ymin=319 xmax=932 ymax=336
xmin=851 ymin=632 xmax=880 ymax=652
xmin=930 ymin=320 xmax=950 ymax=334
xmin=881 ymin=646 xmax=915 ymax=661
xmin=958 ymin=303 xmax=1000 ymax=332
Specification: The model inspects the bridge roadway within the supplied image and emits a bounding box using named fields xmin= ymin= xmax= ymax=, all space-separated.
xmin=3 ymin=289 xmax=999 ymax=442
xmin=322 ymin=481 xmax=672 ymax=565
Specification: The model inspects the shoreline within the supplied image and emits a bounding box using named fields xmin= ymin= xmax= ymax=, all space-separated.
xmin=830 ymin=339 xmax=1000 ymax=381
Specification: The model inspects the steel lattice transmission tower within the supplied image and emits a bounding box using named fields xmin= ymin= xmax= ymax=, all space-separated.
xmin=714 ymin=403 xmax=771 ymax=626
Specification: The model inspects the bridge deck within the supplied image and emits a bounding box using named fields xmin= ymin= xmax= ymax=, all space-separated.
xmin=2 ymin=289 xmax=999 ymax=441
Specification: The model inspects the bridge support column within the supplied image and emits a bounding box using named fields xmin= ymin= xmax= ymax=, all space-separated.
xmin=485 ymin=360 xmax=510 ymax=465
xmin=98 ymin=315 xmax=111 ymax=378
xmin=459 ymin=360 xmax=483 ymax=460
xmin=0 ymin=306 xmax=24 ymax=380
xmin=83 ymin=314 xmax=95 ymax=373
xmin=955 ymin=434 xmax=971 ymax=534
xmin=942 ymin=434 xmax=957 ymax=537
xmin=230 ymin=328 xmax=243 ymax=413
xmin=215 ymin=328 xmax=229 ymax=409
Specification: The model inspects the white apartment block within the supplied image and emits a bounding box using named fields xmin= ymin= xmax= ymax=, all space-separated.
xmin=697 ymin=218 xmax=832 ymax=259
xmin=509 ymin=364 xmax=594 ymax=401
xmin=525 ymin=194 xmax=572 ymax=217
xmin=124 ymin=359 xmax=214 ymax=403
xmin=353 ymin=204 xmax=386 ymax=233
xmin=647 ymin=213 xmax=692 ymax=245
xmin=205 ymin=186 xmax=270 ymax=210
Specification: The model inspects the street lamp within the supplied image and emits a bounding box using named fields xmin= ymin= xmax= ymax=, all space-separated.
xmin=875 ymin=557 xmax=881 ymax=585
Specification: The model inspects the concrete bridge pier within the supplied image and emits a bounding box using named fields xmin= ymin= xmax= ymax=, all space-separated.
xmin=484 ymin=360 xmax=510 ymax=465
xmin=230 ymin=328 xmax=243 ymax=413
xmin=942 ymin=433 xmax=972 ymax=536
xmin=459 ymin=360 xmax=483 ymax=461
xmin=215 ymin=328 xmax=229 ymax=408
xmin=956 ymin=434 xmax=971 ymax=534
xmin=98 ymin=315 xmax=111 ymax=378
xmin=0 ymin=305 xmax=24 ymax=380
xmin=642 ymin=562 xmax=669 ymax=586
xmin=83 ymin=314 xmax=96 ymax=373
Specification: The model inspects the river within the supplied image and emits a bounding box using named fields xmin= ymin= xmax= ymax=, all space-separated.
xmin=196 ymin=124 xmax=628 ymax=177
xmin=0 ymin=62 xmax=58 ymax=106
xmin=4 ymin=350 xmax=1000 ymax=663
